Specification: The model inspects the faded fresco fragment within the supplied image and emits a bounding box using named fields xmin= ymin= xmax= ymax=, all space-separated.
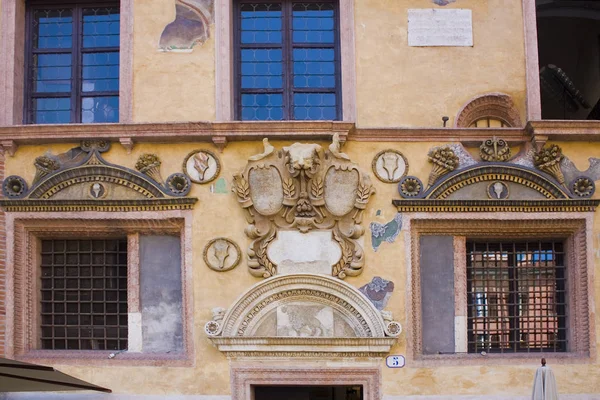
xmin=370 ymin=213 xmax=403 ymax=251
xmin=159 ymin=0 xmax=215 ymax=52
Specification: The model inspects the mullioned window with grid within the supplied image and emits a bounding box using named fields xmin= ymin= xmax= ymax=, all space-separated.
xmin=466 ymin=240 xmax=567 ymax=353
xmin=234 ymin=0 xmax=341 ymax=120
xmin=25 ymin=1 xmax=120 ymax=124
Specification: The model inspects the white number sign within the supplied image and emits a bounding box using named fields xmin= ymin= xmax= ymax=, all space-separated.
xmin=386 ymin=355 xmax=406 ymax=368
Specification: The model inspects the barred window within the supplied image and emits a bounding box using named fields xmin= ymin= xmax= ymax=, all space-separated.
xmin=40 ymin=239 xmax=128 ymax=351
xmin=25 ymin=1 xmax=120 ymax=124
xmin=234 ymin=0 xmax=341 ymax=120
xmin=466 ymin=241 xmax=567 ymax=353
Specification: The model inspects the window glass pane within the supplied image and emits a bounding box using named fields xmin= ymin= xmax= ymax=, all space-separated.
xmin=33 ymin=9 xmax=73 ymax=49
xmin=240 ymin=3 xmax=282 ymax=44
xmin=293 ymin=48 xmax=335 ymax=89
xmin=82 ymin=52 xmax=120 ymax=92
xmin=83 ymin=7 xmax=120 ymax=48
xmin=241 ymin=49 xmax=283 ymax=89
xmin=241 ymin=94 xmax=283 ymax=120
xmin=33 ymin=98 xmax=71 ymax=124
xmin=294 ymin=93 xmax=336 ymax=120
xmin=81 ymin=96 xmax=119 ymax=123
xmin=33 ymin=54 xmax=72 ymax=93
xmin=292 ymin=3 xmax=334 ymax=44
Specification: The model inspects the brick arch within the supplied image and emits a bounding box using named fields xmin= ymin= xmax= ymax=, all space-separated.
xmin=455 ymin=93 xmax=522 ymax=128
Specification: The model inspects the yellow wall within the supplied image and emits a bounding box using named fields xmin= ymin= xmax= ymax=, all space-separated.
xmin=132 ymin=0 xmax=216 ymax=122
xmin=5 ymin=139 xmax=600 ymax=396
xmin=129 ymin=0 xmax=527 ymax=127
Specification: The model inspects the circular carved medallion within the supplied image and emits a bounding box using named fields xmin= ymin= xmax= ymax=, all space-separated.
xmin=89 ymin=182 xmax=107 ymax=199
xmin=372 ymin=150 xmax=408 ymax=183
xmin=571 ymin=176 xmax=595 ymax=198
xmin=183 ymin=150 xmax=221 ymax=184
xmin=487 ymin=181 xmax=509 ymax=199
xmin=203 ymin=238 xmax=241 ymax=272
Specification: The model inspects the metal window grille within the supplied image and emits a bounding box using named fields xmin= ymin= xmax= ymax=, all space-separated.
xmin=40 ymin=239 xmax=128 ymax=350
xmin=234 ymin=0 xmax=341 ymax=120
xmin=25 ymin=1 xmax=120 ymax=124
xmin=466 ymin=240 xmax=567 ymax=353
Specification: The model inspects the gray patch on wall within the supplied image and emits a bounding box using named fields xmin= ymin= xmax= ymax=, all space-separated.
xmin=140 ymin=236 xmax=183 ymax=353
xmin=370 ymin=213 xmax=402 ymax=251
xmin=433 ymin=0 xmax=456 ymax=5
xmin=561 ymin=156 xmax=600 ymax=186
xmin=420 ymin=235 xmax=455 ymax=355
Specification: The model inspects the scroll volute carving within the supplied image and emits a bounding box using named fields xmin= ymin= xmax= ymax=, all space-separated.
xmin=233 ymin=135 xmax=375 ymax=279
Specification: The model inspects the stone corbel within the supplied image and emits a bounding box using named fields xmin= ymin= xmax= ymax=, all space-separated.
xmin=532 ymin=133 xmax=548 ymax=152
xmin=1 ymin=140 xmax=17 ymax=157
xmin=212 ymin=135 xmax=228 ymax=152
xmin=119 ymin=137 xmax=134 ymax=154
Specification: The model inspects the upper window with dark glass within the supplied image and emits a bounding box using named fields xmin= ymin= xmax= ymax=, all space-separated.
xmin=25 ymin=1 xmax=120 ymax=124
xmin=235 ymin=0 xmax=341 ymax=121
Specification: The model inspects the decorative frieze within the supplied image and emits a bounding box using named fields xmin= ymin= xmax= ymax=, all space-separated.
xmin=0 ymin=141 xmax=195 ymax=212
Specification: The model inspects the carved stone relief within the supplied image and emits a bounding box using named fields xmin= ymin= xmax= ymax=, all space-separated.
xmin=232 ymin=135 xmax=375 ymax=279
xmin=487 ymin=181 xmax=509 ymax=199
xmin=0 ymin=141 xmax=195 ymax=212
xmin=183 ymin=149 xmax=221 ymax=184
xmin=204 ymin=274 xmax=401 ymax=358
xmin=372 ymin=150 xmax=408 ymax=183
xmin=204 ymin=238 xmax=241 ymax=272
xmin=480 ymin=137 xmax=511 ymax=162
xmin=397 ymin=140 xmax=600 ymax=202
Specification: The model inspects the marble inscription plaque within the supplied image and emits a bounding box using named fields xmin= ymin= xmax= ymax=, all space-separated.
xmin=408 ymin=9 xmax=473 ymax=47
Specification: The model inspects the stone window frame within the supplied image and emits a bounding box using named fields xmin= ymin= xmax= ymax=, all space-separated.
xmin=0 ymin=0 xmax=133 ymax=126
xmin=230 ymin=364 xmax=381 ymax=400
xmin=215 ymin=0 xmax=356 ymax=122
xmin=405 ymin=212 xmax=595 ymax=367
xmin=4 ymin=210 xmax=194 ymax=366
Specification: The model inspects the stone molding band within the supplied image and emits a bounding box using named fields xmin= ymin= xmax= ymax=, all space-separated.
xmin=0 ymin=199 xmax=198 ymax=212
xmin=392 ymin=199 xmax=600 ymax=213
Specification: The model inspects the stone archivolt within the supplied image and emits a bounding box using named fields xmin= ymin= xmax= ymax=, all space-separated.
xmin=232 ymin=135 xmax=375 ymax=279
xmin=0 ymin=141 xmax=195 ymax=212
xmin=204 ymin=274 xmax=400 ymax=358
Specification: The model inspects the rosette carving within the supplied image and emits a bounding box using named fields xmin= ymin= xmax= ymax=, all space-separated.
xmin=232 ymin=138 xmax=375 ymax=279
xmin=534 ymin=144 xmax=565 ymax=185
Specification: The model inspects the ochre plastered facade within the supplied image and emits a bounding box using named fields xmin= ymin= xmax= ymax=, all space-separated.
xmin=1 ymin=0 xmax=600 ymax=399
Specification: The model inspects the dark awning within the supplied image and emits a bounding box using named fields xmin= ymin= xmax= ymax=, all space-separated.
xmin=0 ymin=358 xmax=111 ymax=393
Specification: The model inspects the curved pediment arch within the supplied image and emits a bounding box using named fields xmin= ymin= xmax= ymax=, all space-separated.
xmin=29 ymin=161 xmax=166 ymax=200
xmin=1 ymin=141 xmax=196 ymax=212
xmin=426 ymin=164 xmax=571 ymax=200
xmin=214 ymin=274 xmax=389 ymax=338
xmin=204 ymin=274 xmax=400 ymax=358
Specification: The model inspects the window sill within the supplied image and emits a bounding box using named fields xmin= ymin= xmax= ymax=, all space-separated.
xmin=16 ymin=349 xmax=192 ymax=367
xmin=411 ymin=351 xmax=592 ymax=367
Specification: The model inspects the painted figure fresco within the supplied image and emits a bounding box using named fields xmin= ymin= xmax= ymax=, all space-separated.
xmin=159 ymin=0 xmax=215 ymax=52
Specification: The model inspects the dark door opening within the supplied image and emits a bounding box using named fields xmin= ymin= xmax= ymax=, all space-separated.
xmin=253 ymin=385 xmax=363 ymax=400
